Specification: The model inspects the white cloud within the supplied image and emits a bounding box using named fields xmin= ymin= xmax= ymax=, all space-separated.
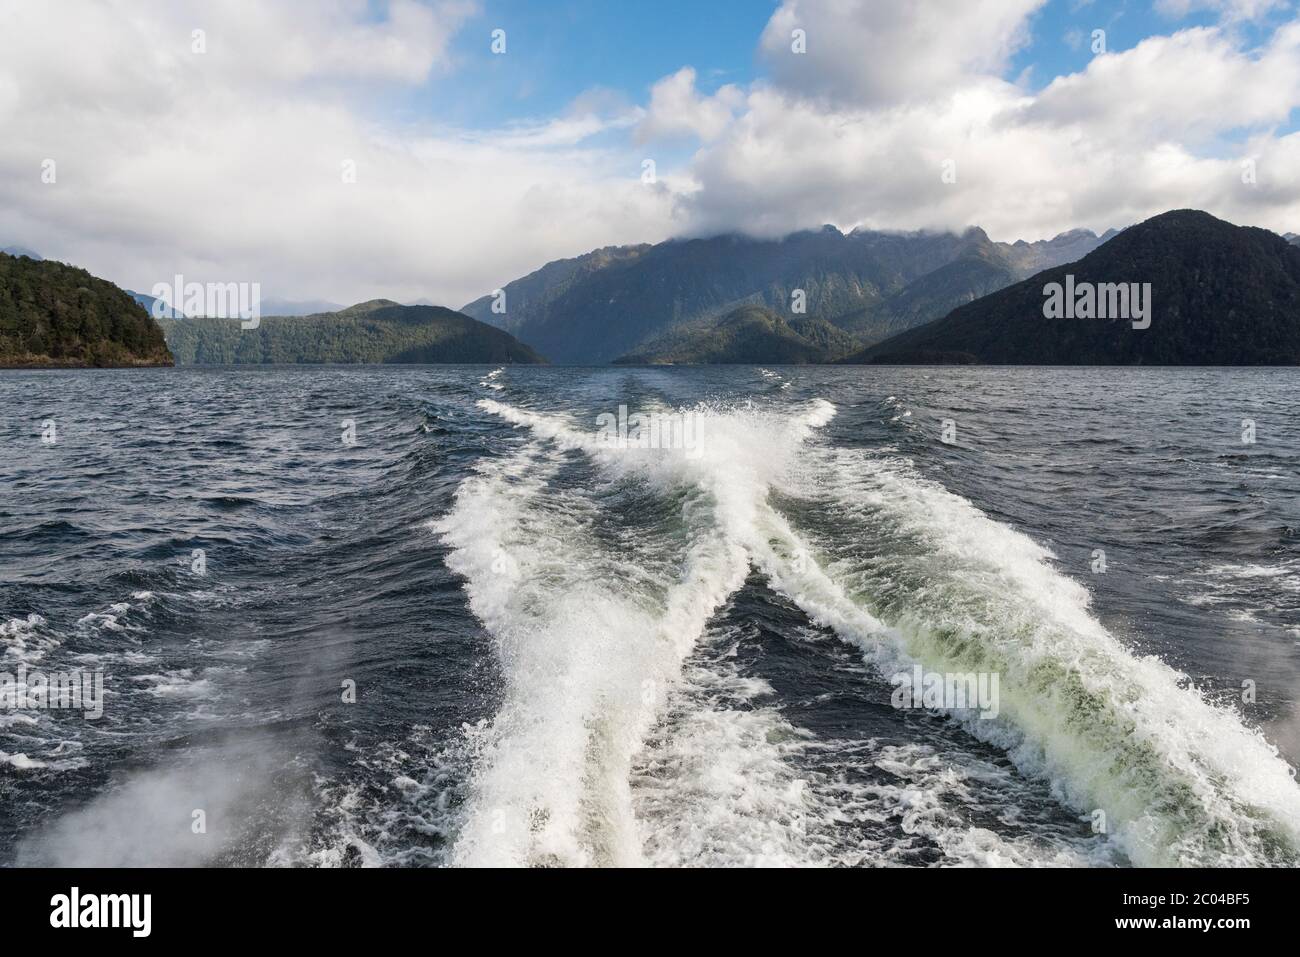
xmin=757 ymin=0 xmax=1046 ymax=107
xmin=666 ymin=3 xmax=1300 ymax=241
xmin=635 ymin=67 xmax=745 ymax=143
xmin=3 ymin=0 xmax=1300 ymax=310
xmin=1022 ymin=25 xmax=1300 ymax=142
xmin=0 ymin=0 xmax=680 ymax=308
xmin=1156 ymin=0 xmax=1292 ymax=22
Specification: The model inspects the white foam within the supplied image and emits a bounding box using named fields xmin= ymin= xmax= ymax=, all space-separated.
xmin=764 ymin=446 xmax=1300 ymax=867
xmin=131 ymin=670 xmax=216 ymax=699
xmin=435 ymin=397 xmax=836 ymax=866
xmin=632 ymin=625 xmax=843 ymax=867
xmin=1 ymin=614 xmax=55 ymax=665
xmin=437 ymin=392 xmax=1300 ymax=868
xmin=0 ymin=750 xmax=45 ymax=770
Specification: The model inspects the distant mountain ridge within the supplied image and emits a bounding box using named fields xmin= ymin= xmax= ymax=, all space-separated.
xmin=125 ymin=292 xmax=343 ymax=320
xmin=159 ymin=299 xmax=545 ymax=365
xmin=127 ymin=289 xmax=186 ymax=319
xmin=0 ymin=245 xmax=42 ymax=261
xmin=462 ymin=225 xmax=1115 ymax=363
xmin=846 ymin=210 xmax=1300 ymax=366
xmin=261 ymin=297 xmax=346 ymax=317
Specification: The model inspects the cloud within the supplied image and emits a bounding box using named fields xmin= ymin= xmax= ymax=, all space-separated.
xmin=635 ymin=67 xmax=745 ymax=143
xmin=3 ymin=0 xmax=1300 ymax=306
xmin=665 ymin=3 xmax=1300 ymax=241
xmin=1022 ymin=25 xmax=1300 ymax=142
xmin=757 ymin=0 xmax=1046 ymax=107
xmin=0 ymin=0 xmax=680 ymax=308
xmin=1156 ymin=0 xmax=1292 ymax=22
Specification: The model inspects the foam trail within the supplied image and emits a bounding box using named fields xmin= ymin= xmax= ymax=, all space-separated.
xmin=442 ymin=391 xmax=1300 ymax=868
xmin=754 ymin=446 xmax=1300 ymax=867
xmin=435 ymin=433 xmax=743 ymax=865
xmin=436 ymin=397 xmax=834 ymax=866
xmin=631 ymin=623 xmax=835 ymax=867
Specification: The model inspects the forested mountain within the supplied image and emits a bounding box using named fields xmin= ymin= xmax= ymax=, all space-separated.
xmin=462 ymin=244 xmax=652 ymax=335
xmin=0 ymin=252 xmax=173 ymax=367
xmin=845 ymin=210 xmax=1300 ymax=366
xmin=614 ymin=305 xmax=859 ymax=364
xmin=159 ymin=300 xmax=545 ymax=364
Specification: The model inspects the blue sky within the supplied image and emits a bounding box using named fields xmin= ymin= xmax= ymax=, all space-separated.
xmin=402 ymin=0 xmax=774 ymax=126
xmin=387 ymin=0 xmax=1297 ymax=138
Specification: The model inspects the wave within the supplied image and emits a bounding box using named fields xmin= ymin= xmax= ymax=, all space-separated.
xmin=762 ymin=446 xmax=1300 ymax=867
xmin=433 ymin=397 xmax=831 ymax=865
xmin=436 ymin=392 xmax=1300 ymax=867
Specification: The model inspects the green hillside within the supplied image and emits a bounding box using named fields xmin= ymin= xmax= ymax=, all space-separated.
xmin=614 ymin=304 xmax=859 ymax=364
xmin=0 ymin=252 xmax=173 ymax=368
xmin=159 ymin=300 xmax=546 ymax=365
xmin=846 ymin=210 xmax=1300 ymax=366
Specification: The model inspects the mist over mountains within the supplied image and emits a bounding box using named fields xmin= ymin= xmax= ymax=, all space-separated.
xmin=0 ymin=246 xmax=41 ymax=260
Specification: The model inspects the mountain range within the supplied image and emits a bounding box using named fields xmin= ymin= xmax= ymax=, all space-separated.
xmin=5 ymin=212 xmax=1299 ymax=369
xmin=1 ymin=250 xmax=544 ymax=367
xmin=846 ymin=210 xmax=1300 ymax=365
xmin=126 ymin=294 xmax=349 ymax=320
xmin=462 ymin=225 xmax=1118 ymax=363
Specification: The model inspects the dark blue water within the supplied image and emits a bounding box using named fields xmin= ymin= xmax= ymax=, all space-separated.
xmin=1 ymin=365 xmax=1297 ymax=866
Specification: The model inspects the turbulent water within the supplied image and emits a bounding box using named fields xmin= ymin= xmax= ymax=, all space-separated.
xmin=2 ymin=365 xmax=1298 ymax=868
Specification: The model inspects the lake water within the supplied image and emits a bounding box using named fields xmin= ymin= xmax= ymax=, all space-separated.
xmin=1 ymin=365 xmax=1298 ymax=866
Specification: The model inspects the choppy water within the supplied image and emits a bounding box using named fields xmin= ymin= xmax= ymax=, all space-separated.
xmin=1 ymin=365 xmax=1298 ymax=867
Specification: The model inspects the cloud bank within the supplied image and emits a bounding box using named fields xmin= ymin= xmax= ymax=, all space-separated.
xmin=2 ymin=0 xmax=1298 ymax=306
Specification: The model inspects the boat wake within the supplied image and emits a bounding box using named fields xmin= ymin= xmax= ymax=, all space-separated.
xmin=433 ymin=389 xmax=1300 ymax=867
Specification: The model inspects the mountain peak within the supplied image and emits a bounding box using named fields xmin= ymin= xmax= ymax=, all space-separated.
xmin=1049 ymin=228 xmax=1098 ymax=242
xmin=344 ymin=298 xmax=402 ymax=312
xmin=852 ymin=208 xmax=1300 ymax=366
